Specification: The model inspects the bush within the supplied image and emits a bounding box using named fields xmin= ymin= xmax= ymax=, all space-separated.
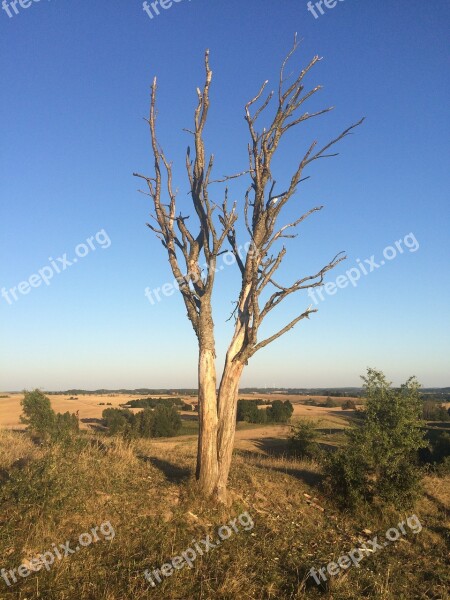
xmin=289 ymin=419 xmax=321 ymax=458
xmin=102 ymin=408 xmax=136 ymax=437
xmin=54 ymin=412 xmax=79 ymax=441
xmin=21 ymin=390 xmax=79 ymax=443
xmin=341 ymin=399 xmax=357 ymax=410
xmin=21 ymin=390 xmax=56 ymax=441
xmin=325 ymin=397 xmax=338 ymax=408
xmin=436 ymin=456 xmax=450 ymax=476
xmin=324 ymin=369 xmax=427 ymax=509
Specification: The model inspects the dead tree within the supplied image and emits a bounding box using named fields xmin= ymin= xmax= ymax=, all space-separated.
xmin=134 ymin=36 xmax=363 ymax=503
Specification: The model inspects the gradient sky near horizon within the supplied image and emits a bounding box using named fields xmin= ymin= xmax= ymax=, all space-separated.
xmin=1 ymin=0 xmax=449 ymax=391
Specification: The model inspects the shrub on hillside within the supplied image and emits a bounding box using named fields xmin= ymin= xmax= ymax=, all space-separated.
xmin=21 ymin=390 xmax=79 ymax=443
xmin=341 ymin=399 xmax=357 ymax=410
xmin=324 ymin=369 xmax=427 ymax=509
xmin=289 ymin=419 xmax=321 ymax=459
xmin=102 ymin=408 xmax=137 ymax=437
xmin=325 ymin=397 xmax=338 ymax=408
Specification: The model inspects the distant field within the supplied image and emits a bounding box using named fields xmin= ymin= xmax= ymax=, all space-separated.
xmin=0 ymin=392 xmax=359 ymax=432
xmin=0 ymin=393 xmax=181 ymax=430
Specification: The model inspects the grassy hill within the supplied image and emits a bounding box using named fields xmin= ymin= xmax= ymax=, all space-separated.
xmin=0 ymin=430 xmax=448 ymax=599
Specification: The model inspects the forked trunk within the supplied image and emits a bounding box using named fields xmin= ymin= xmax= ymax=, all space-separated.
xmin=215 ymin=359 xmax=245 ymax=503
xmin=196 ymin=348 xmax=219 ymax=497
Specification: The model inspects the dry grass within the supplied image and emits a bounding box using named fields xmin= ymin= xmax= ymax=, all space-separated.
xmin=0 ymin=431 xmax=448 ymax=599
xmin=0 ymin=429 xmax=41 ymax=470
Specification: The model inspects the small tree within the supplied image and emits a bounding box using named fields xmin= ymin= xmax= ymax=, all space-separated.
xmin=325 ymin=397 xmax=338 ymax=408
xmin=289 ymin=419 xmax=321 ymax=458
xmin=21 ymin=390 xmax=79 ymax=442
xmin=324 ymin=369 xmax=427 ymax=508
xmin=341 ymin=399 xmax=357 ymax=410
xmin=54 ymin=412 xmax=79 ymax=440
xmin=103 ymin=408 xmax=136 ymax=437
xmin=21 ymin=390 xmax=56 ymax=442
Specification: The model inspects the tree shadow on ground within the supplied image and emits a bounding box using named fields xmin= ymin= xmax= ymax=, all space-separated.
xmin=249 ymin=436 xmax=338 ymax=456
xmin=141 ymin=456 xmax=192 ymax=483
xmin=424 ymin=491 xmax=449 ymax=513
xmin=236 ymin=445 xmax=323 ymax=487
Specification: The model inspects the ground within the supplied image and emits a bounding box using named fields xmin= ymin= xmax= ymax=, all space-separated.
xmin=0 ymin=430 xmax=448 ymax=600
xmin=0 ymin=394 xmax=448 ymax=599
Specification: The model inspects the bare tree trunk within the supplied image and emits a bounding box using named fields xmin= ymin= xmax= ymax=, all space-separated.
xmin=216 ymin=358 xmax=244 ymax=503
xmin=196 ymin=347 xmax=219 ymax=497
xmin=136 ymin=41 xmax=363 ymax=503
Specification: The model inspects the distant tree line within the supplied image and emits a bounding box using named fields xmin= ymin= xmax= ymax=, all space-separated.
xmin=126 ymin=397 xmax=192 ymax=411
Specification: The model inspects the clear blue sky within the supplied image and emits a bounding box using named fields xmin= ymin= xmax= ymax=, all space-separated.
xmin=1 ymin=0 xmax=449 ymax=390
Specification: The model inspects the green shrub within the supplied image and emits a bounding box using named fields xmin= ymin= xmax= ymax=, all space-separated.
xmin=21 ymin=390 xmax=79 ymax=443
xmin=436 ymin=455 xmax=450 ymax=476
xmin=102 ymin=408 xmax=136 ymax=437
xmin=325 ymin=397 xmax=338 ymax=408
xmin=341 ymin=399 xmax=357 ymax=410
xmin=324 ymin=369 xmax=427 ymax=509
xmin=21 ymin=390 xmax=56 ymax=441
xmin=289 ymin=419 xmax=321 ymax=459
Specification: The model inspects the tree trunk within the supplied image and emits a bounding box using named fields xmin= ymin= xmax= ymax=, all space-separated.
xmin=196 ymin=347 xmax=219 ymax=497
xmin=215 ymin=358 xmax=245 ymax=503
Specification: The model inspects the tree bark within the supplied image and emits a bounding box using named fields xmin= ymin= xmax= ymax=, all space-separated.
xmin=216 ymin=358 xmax=245 ymax=503
xmin=196 ymin=347 xmax=219 ymax=497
